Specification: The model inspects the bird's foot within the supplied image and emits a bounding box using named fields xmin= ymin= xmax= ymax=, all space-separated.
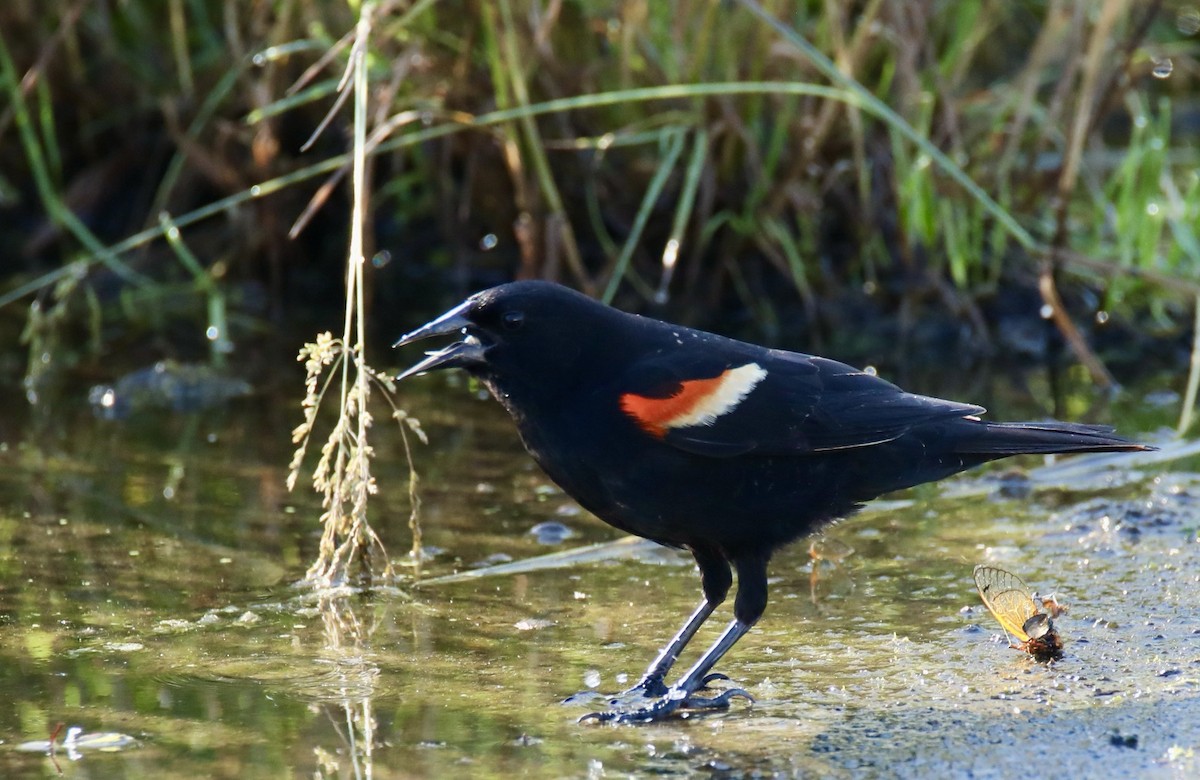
xmin=576 ymin=674 xmax=752 ymax=724
xmin=561 ymin=672 xmax=671 ymax=707
xmin=614 ymin=673 xmax=678 ymax=700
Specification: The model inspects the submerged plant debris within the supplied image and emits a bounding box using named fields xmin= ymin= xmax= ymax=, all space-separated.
xmin=88 ymin=361 xmax=251 ymax=420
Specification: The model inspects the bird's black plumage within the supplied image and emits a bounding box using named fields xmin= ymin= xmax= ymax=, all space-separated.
xmin=396 ymin=280 xmax=1148 ymax=722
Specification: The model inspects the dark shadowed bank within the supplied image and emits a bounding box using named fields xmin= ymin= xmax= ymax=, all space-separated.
xmin=0 ymin=1 xmax=1197 ymax=414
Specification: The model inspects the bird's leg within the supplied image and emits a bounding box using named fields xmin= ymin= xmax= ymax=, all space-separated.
xmin=666 ymin=617 xmax=753 ymax=707
xmin=581 ymin=619 xmax=754 ymax=723
xmin=565 ymin=547 xmax=730 ymax=706
xmin=624 ymin=598 xmax=716 ymax=698
xmin=623 ymin=546 xmax=731 ymax=698
xmin=580 ymin=554 xmax=765 ymax=723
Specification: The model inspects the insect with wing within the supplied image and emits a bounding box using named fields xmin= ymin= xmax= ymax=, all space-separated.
xmin=973 ymin=564 xmax=1065 ymax=662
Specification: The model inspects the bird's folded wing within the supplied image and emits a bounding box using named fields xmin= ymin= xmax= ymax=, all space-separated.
xmin=616 ymin=350 xmax=983 ymax=458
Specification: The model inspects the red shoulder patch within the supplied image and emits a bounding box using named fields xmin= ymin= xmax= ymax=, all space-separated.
xmin=620 ymin=363 xmax=767 ymax=438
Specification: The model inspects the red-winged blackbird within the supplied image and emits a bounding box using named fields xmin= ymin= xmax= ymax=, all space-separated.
xmin=395 ymin=281 xmax=1149 ymax=723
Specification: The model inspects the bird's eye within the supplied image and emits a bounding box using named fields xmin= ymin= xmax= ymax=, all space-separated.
xmin=502 ymin=310 xmax=525 ymax=331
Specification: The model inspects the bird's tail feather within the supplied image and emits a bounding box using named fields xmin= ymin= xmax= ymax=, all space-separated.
xmin=955 ymin=421 xmax=1152 ymax=456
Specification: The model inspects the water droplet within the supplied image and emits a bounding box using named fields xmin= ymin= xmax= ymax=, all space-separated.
xmin=88 ymin=385 xmax=115 ymax=416
xmin=479 ymin=233 xmax=498 ymax=251
xmin=1146 ymin=202 xmax=1160 ymax=216
xmin=1095 ymin=310 xmax=1110 ymax=325
xmin=250 ymin=185 xmax=261 ymax=197
xmin=1152 ymin=58 xmax=1174 ymax=79
xmin=252 ymin=53 xmax=266 ymax=66
xmin=661 ymin=238 xmax=680 ymax=270
xmin=1040 ymin=304 xmax=1054 ymax=320
xmin=1133 ymin=115 xmax=1148 ymax=129
xmin=371 ymin=250 xmax=392 ymax=268
xmin=205 ymin=326 xmax=220 ymax=341
xmin=863 ymin=365 xmax=877 ymax=377
xmin=529 ymin=521 xmax=574 ymax=545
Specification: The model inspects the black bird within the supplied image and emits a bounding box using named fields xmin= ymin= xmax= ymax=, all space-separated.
xmin=395 ymin=281 xmax=1149 ymax=723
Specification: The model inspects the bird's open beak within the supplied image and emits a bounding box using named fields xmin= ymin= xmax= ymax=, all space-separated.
xmin=393 ymin=300 xmax=485 ymax=381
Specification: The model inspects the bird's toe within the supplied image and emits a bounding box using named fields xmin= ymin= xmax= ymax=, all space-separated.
xmin=680 ymin=686 xmax=754 ymax=711
xmin=577 ymin=680 xmax=752 ymax=724
xmin=560 ymin=690 xmax=608 ymax=706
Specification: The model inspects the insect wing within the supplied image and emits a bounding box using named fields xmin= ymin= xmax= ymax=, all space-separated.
xmin=973 ymin=565 xmax=1039 ymax=642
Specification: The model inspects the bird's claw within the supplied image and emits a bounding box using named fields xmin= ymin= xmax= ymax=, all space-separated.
xmin=680 ymin=687 xmax=753 ymax=711
xmin=577 ymin=682 xmax=753 ymax=724
xmin=560 ymin=690 xmax=607 ymax=706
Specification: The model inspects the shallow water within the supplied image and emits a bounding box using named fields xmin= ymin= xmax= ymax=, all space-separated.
xmin=0 ymin=379 xmax=1197 ymax=779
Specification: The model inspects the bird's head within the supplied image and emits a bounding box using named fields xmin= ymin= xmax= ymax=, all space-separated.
xmin=394 ymin=281 xmax=624 ymax=398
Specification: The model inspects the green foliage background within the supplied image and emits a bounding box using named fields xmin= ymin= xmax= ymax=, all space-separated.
xmin=1 ymin=0 xmax=1197 ymax=385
